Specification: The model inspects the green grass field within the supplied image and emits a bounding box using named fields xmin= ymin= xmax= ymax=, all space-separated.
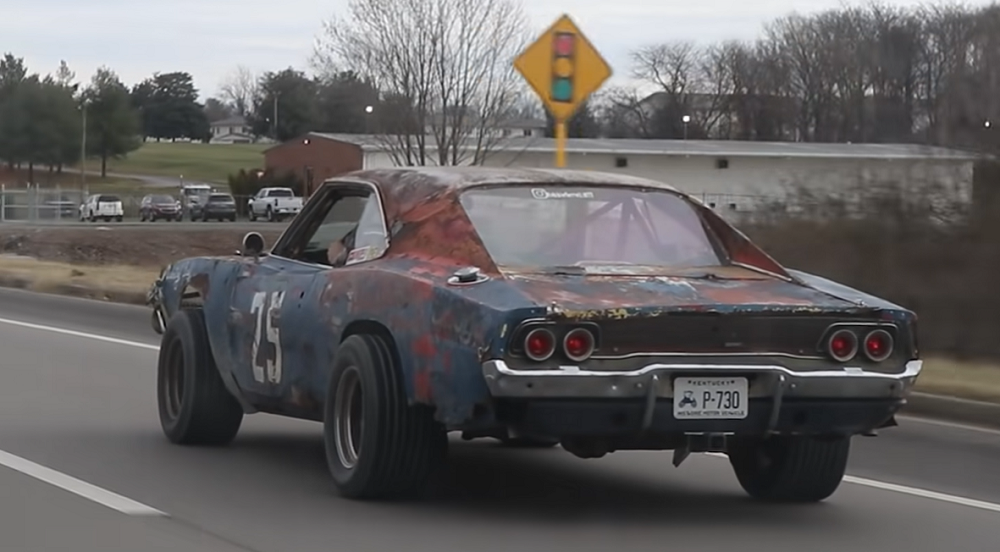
xmin=98 ymin=142 xmax=267 ymax=184
xmin=0 ymin=169 xmax=144 ymax=192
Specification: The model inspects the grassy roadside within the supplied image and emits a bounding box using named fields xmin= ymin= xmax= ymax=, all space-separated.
xmin=0 ymin=256 xmax=157 ymax=303
xmin=91 ymin=142 xmax=266 ymax=183
xmin=0 ymin=256 xmax=998 ymax=405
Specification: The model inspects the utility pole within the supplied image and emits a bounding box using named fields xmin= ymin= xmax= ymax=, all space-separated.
xmin=80 ymin=102 xmax=87 ymax=193
xmin=273 ymin=95 xmax=279 ymax=141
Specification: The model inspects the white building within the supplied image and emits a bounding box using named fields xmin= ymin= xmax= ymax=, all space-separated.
xmin=292 ymin=133 xmax=981 ymax=218
xmin=209 ymin=116 xmax=255 ymax=144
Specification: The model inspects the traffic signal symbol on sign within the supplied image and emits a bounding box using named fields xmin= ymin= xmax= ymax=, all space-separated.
xmin=550 ymin=32 xmax=575 ymax=103
xmin=513 ymin=14 xmax=612 ymax=122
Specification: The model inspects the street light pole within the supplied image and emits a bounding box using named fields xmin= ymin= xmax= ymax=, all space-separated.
xmin=273 ymin=95 xmax=279 ymax=140
xmin=80 ymin=102 xmax=87 ymax=193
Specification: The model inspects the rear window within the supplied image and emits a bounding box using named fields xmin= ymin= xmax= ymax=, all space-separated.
xmin=97 ymin=195 xmax=120 ymax=202
xmin=268 ymin=189 xmax=294 ymax=197
xmin=458 ymin=185 xmax=724 ymax=269
xmin=209 ymin=194 xmax=234 ymax=202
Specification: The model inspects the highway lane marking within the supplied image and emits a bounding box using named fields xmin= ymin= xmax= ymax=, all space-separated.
xmin=703 ymin=452 xmax=1000 ymax=513
xmin=896 ymin=414 xmax=1000 ymax=436
xmin=0 ymin=317 xmax=159 ymax=351
xmin=0 ymin=449 xmax=166 ymax=516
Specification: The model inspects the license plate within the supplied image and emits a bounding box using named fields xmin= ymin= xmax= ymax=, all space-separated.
xmin=673 ymin=377 xmax=748 ymax=419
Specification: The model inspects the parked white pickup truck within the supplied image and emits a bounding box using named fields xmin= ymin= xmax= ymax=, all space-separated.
xmin=247 ymin=187 xmax=303 ymax=222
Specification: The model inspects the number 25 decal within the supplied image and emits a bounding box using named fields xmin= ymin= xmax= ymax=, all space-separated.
xmin=250 ymin=291 xmax=285 ymax=384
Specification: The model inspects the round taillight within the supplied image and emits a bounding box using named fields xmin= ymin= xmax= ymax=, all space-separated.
xmin=828 ymin=329 xmax=858 ymax=362
xmin=524 ymin=328 xmax=556 ymax=361
xmin=864 ymin=329 xmax=894 ymax=362
xmin=563 ymin=328 xmax=596 ymax=362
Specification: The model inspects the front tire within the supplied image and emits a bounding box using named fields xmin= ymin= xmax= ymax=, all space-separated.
xmin=727 ymin=435 xmax=850 ymax=502
xmin=323 ymin=334 xmax=447 ymax=499
xmin=157 ymin=308 xmax=244 ymax=445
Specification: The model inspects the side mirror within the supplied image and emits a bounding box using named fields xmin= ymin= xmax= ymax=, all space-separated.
xmin=240 ymin=232 xmax=266 ymax=258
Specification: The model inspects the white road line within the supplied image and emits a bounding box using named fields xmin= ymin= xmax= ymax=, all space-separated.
xmin=896 ymin=414 xmax=1000 ymax=436
xmin=842 ymin=475 xmax=1000 ymax=513
xmin=0 ymin=316 xmax=159 ymax=351
xmin=0 ymin=449 xmax=166 ymax=516
xmin=702 ymin=452 xmax=1000 ymax=513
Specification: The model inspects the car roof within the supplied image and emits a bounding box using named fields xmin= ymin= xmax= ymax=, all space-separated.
xmin=324 ymin=166 xmax=681 ymax=199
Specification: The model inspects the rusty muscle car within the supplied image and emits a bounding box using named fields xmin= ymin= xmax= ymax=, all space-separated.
xmin=147 ymin=167 xmax=921 ymax=503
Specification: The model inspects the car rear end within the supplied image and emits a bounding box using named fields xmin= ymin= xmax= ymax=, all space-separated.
xmin=94 ymin=195 xmax=124 ymax=220
xmin=201 ymin=193 xmax=237 ymax=221
xmin=272 ymin=195 xmax=302 ymax=218
xmin=457 ymin=181 xmax=920 ymax=458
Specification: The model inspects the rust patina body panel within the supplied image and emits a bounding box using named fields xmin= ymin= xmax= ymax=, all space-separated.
xmin=148 ymin=167 xmax=918 ymax=430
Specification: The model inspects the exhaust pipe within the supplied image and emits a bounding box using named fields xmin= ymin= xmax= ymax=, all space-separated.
xmin=151 ymin=308 xmax=165 ymax=335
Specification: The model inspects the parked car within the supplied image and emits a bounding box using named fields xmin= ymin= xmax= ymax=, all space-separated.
xmin=42 ymin=196 xmax=77 ymax=219
xmin=247 ymin=187 xmax=303 ymax=222
xmin=140 ymin=194 xmax=182 ymax=222
xmin=191 ymin=193 xmax=237 ymax=221
xmin=147 ymin=167 xmax=921 ymax=503
xmin=179 ymin=183 xmax=213 ymax=220
xmin=79 ymin=194 xmax=124 ymax=222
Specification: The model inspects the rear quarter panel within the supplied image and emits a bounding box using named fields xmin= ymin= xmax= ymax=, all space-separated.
xmin=302 ymin=260 xmax=539 ymax=426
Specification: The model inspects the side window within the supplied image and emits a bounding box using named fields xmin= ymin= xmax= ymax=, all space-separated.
xmin=279 ymin=186 xmax=387 ymax=267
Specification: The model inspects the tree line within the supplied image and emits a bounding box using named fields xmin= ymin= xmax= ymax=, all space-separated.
xmin=596 ymin=1 xmax=1000 ymax=153
xmin=0 ymin=55 xmax=222 ymax=179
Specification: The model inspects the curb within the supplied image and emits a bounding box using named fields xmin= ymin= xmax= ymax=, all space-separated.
xmin=901 ymin=392 xmax=1000 ymax=430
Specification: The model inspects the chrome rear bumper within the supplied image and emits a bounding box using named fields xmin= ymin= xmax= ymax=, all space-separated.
xmin=481 ymin=360 xmax=923 ymax=401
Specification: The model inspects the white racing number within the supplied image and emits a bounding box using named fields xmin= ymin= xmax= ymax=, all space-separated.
xmin=250 ymin=291 xmax=285 ymax=384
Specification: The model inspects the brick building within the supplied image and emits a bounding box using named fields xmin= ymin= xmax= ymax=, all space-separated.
xmin=262 ymin=133 xmax=376 ymax=195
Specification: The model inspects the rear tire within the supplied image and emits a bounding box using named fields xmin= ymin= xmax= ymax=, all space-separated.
xmin=324 ymin=334 xmax=447 ymax=499
xmin=156 ymin=308 xmax=244 ymax=446
xmin=727 ymin=435 xmax=850 ymax=502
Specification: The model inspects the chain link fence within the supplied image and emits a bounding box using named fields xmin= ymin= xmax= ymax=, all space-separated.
xmin=0 ymin=185 xmax=258 ymax=222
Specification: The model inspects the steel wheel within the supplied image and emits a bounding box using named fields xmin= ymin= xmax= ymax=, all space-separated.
xmin=162 ymin=338 xmax=186 ymax=422
xmin=334 ymin=365 xmax=364 ymax=469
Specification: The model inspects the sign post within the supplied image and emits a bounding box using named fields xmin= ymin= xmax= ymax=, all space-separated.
xmin=514 ymin=14 xmax=612 ymax=168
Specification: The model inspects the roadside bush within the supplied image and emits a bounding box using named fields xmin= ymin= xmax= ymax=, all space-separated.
xmin=737 ymin=174 xmax=1000 ymax=362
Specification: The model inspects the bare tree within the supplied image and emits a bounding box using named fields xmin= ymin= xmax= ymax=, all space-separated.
xmin=312 ymin=0 xmax=529 ymax=166
xmin=218 ymin=65 xmax=258 ymax=117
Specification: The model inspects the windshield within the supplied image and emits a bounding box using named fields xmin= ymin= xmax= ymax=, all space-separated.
xmin=458 ymin=185 xmax=725 ymax=269
xmin=151 ymin=195 xmax=174 ymax=203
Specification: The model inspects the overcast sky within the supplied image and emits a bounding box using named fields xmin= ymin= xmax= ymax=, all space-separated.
xmin=2 ymin=0 xmax=993 ymax=99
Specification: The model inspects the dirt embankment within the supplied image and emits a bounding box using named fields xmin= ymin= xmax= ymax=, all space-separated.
xmin=0 ymin=225 xmax=285 ymax=302
xmin=0 ymin=226 xmax=285 ymax=267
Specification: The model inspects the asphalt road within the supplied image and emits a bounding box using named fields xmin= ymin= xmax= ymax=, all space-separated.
xmin=1 ymin=288 xmax=999 ymax=552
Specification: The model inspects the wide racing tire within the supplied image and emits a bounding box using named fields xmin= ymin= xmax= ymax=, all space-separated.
xmin=157 ymin=308 xmax=244 ymax=446
xmin=324 ymin=334 xmax=447 ymax=500
xmin=726 ymin=435 xmax=851 ymax=502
